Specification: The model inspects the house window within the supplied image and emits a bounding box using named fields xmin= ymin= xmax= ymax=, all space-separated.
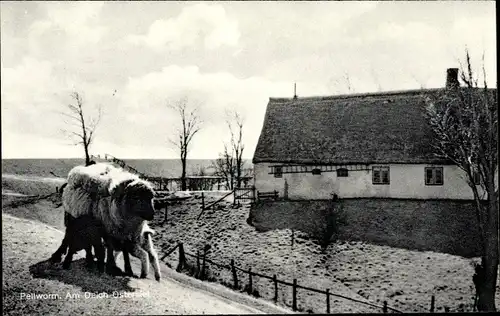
xmin=425 ymin=167 xmax=443 ymax=185
xmin=337 ymin=168 xmax=348 ymax=177
xmin=373 ymin=166 xmax=390 ymax=185
xmin=274 ymin=166 xmax=282 ymax=178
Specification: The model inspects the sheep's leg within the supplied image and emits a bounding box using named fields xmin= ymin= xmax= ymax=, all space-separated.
xmin=50 ymin=235 xmax=69 ymax=264
xmin=122 ymin=250 xmax=135 ymax=277
xmin=105 ymin=241 xmax=124 ymax=276
xmin=130 ymin=244 xmax=149 ymax=279
xmin=94 ymin=243 xmax=105 ymax=273
xmin=144 ymin=233 xmax=161 ymax=281
xmin=84 ymin=246 xmax=94 ymax=269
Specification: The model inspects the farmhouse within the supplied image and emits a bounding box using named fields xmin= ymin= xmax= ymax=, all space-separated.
xmin=252 ymin=69 xmax=489 ymax=200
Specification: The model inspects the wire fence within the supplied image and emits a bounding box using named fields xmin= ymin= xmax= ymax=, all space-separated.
xmin=161 ymin=242 xmax=407 ymax=314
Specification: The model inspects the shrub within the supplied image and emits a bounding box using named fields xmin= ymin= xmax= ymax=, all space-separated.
xmin=321 ymin=198 xmax=347 ymax=249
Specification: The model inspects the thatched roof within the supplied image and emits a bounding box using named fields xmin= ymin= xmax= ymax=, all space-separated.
xmin=253 ymin=88 xmax=452 ymax=164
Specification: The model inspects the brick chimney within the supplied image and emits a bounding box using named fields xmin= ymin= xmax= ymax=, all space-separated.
xmin=446 ymin=68 xmax=459 ymax=89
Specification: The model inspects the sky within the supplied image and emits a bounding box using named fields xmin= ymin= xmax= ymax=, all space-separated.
xmin=1 ymin=1 xmax=496 ymax=159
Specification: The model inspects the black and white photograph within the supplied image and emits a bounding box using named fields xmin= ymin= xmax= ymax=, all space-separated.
xmin=1 ymin=0 xmax=498 ymax=314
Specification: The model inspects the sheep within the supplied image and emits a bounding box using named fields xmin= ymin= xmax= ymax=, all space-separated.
xmin=50 ymin=211 xmax=148 ymax=278
xmin=50 ymin=163 xmax=128 ymax=274
xmin=60 ymin=163 xmax=161 ymax=281
xmin=105 ymin=224 xmax=157 ymax=278
xmin=50 ymin=184 xmax=106 ymax=272
xmin=60 ymin=213 xmax=106 ymax=273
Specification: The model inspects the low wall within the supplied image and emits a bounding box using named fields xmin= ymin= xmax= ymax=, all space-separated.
xmin=248 ymin=199 xmax=482 ymax=257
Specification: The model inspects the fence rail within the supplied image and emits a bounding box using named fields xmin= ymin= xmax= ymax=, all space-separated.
xmin=197 ymin=191 xmax=235 ymax=220
xmin=257 ymin=190 xmax=279 ymax=200
xmin=161 ymin=242 xmax=407 ymax=314
xmin=234 ymin=187 xmax=256 ymax=204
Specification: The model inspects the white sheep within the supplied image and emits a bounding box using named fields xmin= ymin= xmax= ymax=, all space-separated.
xmin=61 ymin=163 xmax=161 ymax=281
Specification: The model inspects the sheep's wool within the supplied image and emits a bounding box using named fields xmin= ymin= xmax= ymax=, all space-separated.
xmin=62 ymin=163 xmax=141 ymax=218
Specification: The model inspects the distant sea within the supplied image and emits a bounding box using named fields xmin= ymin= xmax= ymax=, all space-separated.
xmin=1 ymin=158 xmax=253 ymax=178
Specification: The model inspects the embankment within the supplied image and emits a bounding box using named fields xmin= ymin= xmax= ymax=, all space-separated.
xmin=248 ymin=199 xmax=482 ymax=257
xmin=151 ymin=196 xmax=487 ymax=313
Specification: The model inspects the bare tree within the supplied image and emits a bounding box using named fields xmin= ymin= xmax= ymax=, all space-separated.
xmin=61 ymin=92 xmax=102 ymax=166
xmin=424 ymin=50 xmax=498 ymax=311
xmin=212 ymin=111 xmax=246 ymax=190
xmin=168 ymin=97 xmax=202 ymax=191
xmin=213 ymin=144 xmax=235 ymax=190
xmin=228 ymin=111 xmax=245 ymax=188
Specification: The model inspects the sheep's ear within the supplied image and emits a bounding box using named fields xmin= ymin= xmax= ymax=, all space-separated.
xmin=125 ymin=180 xmax=154 ymax=200
xmin=111 ymin=179 xmax=135 ymax=203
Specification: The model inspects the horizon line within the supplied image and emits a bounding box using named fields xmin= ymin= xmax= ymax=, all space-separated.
xmin=1 ymin=157 xmax=255 ymax=160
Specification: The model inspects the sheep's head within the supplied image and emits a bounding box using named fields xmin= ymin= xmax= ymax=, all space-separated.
xmin=112 ymin=179 xmax=156 ymax=221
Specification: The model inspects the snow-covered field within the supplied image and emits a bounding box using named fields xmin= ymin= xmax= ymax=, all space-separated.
xmin=1 ymin=175 xmax=291 ymax=315
xmin=3 ymin=173 xmax=498 ymax=313
xmin=2 ymin=174 xmax=65 ymax=196
xmin=151 ymin=194 xmax=500 ymax=313
xmin=2 ymin=212 xmax=291 ymax=315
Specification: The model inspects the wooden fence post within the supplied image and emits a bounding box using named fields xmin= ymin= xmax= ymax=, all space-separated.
xmin=273 ymin=274 xmax=278 ymax=303
xmin=474 ymin=293 xmax=478 ymax=311
xmin=248 ymin=268 xmax=253 ymax=294
xmin=202 ymin=192 xmax=205 ymax=210
xmin=231 ymin=259 xmax=238 ymax=289
xmin=430 ymin=295 xmax=435 ymax=312
xmin=176 ymin=243 xmax=185 ymax=272
xmin=201 ymin=248 xmax=207 ymax=280
xmin=326 ymin=289 xmax=330 ymax=314
xmin=292 ymin=278 xmax=297 ymax=311
xmin=196 ymin=250 xmax=200 ymax=278
xmin=163 ymin=204 xmax=168 ymax=224
xmin=383 ymin=301 xmax=388 ymax=314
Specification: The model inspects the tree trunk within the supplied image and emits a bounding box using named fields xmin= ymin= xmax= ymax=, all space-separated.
xmin=237 ymin=161 xmax=242 ymax=188
xmin=477 ymin=186 xmax=498 ymax=311
xmin=84 ymin=145 xmax=91 ymax=166
xmin=181 ymin=157 xmax=187 ymax=191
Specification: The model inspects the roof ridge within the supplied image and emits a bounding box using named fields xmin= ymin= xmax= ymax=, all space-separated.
xmin=269 ymin=88 xmax=443 ymax=102
xmin=270 ymin=86 xmax=496 ymax=103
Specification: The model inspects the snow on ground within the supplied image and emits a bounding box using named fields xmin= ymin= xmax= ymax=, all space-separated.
xmin=151 ymin=195 xmax=500 ymax=313
xmin=3 ymin=171 xmax=498 ymax=313
xmin=2 ymin=212 xmax=292 ymax=315
xmin=2 ymin=190 xmax=32 ymax=197
xmin=2 ymin=173 xmax=66 ymax=183
xmin=2 ymin=174 xmax=65 ymax=196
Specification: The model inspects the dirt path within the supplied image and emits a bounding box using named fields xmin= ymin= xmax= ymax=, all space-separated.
xmin=2 ymin=213 xmax=292 ymax=315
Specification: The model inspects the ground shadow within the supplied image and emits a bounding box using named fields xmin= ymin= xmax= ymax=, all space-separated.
xmin=29 ymin=258 xmax=136 ymax=294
